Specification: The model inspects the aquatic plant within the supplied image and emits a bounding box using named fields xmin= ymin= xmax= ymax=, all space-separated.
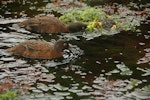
xmin=0 ymin=90 xmax=17 ymax=100
xmin=59 ymin=7 xmax=139 ymax=33
xmin=59 ymin=8 xmax=106 ymax=24
xmin=59 ymin=7 xmax=108 ymax=30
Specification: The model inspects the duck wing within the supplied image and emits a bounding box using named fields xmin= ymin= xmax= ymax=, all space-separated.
xmin=24 ymin=40 xmax=53 ymax=52
xmin=8 ymin=40 xmax=53 ymax=57
xmin=19 ymin=16 xmax=68 ymax=33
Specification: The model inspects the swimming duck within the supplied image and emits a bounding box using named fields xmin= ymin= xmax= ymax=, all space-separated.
xmin=7 ymin=39 xmax=68 ymax=59
xmin=19 ymin=16 xmax=86 ymax=33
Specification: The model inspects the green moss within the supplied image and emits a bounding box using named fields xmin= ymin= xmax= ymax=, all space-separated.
xmin=59 ymin=7 xmax=139 ymax=32
xmin=59 ymin=7 xmax=106 ymax=24
xmin=59 ymin=8 xmax=116 ymax=31
xmin=59 ymin=8 xmax=110 ymax=32
xmin=0 ymin=90 xmax=18 ymax=100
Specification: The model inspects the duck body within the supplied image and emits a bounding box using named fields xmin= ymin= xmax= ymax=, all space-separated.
xmin=19 ymin=16 xmax=86 ymax=33
xmin=19 ymin=16 xmax=69 ymax=33
xmin=7 ymin=39 xmax=68 ymax=59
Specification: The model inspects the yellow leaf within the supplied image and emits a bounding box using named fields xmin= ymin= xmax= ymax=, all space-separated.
xmin=111 ymin=25 xmax=117 ymax=30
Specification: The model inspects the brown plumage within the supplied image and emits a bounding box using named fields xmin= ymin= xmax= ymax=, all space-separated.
xmin=19 ymin=16 xmax=86 ymax=33
xmin=7 ymin=39 xmax=69 ymax=59
xmin=19 ymin=16 xmax=69 ymax=33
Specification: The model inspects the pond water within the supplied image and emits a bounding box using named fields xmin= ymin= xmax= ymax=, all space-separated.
xmin=0 ymin=0 xmax=150 ymax=100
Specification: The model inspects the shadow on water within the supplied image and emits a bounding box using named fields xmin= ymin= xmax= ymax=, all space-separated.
xmin=0 ymin=0 xmax=150 ymax=100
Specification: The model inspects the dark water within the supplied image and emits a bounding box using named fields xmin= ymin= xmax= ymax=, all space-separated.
xmin=0 ymin=0 xmax=150 ymax=100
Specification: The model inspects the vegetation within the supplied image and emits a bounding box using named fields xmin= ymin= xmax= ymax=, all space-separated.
xmin=0 ymin=90 xmax=18 ymax=100
xmin=59 ymin=8 xmax=106 ymax=24
xmin=59 ymin=7 xmax=141 ymax=32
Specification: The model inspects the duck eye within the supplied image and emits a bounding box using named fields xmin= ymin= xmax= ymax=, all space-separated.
xmin=63 ymin=43 xmax=68 ymax=47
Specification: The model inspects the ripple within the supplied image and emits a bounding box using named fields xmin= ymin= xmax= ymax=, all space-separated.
xmin=0 ymin=57 xmax=16 ymax=62
xmin=54 ymin=92 xmax=70 ymax=96
xmin=125 ymin=86 xmax=150 ymax=100
xmin=44 ymin=44 xmax=83 ymax=67
xmin=0 ymin=18 xmax=26 ymax=24
xmin=116 ymin=63 xmax=133 ymax=76
xmin=37 ymin=83 xmax=50 ymax=92
xmin=137 ymin=48 xmax=150 ymax=64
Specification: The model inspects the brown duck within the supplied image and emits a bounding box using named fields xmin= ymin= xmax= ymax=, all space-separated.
xmin=7 ymin=39 xmax=68 ymax=59
xmin=19 ymin=16 xmax=86 ymax=33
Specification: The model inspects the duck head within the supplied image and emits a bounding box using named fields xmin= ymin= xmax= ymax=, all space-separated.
xmin=54 ymin=39 xmax=69 ymax=52
xmin=67 ymin=22 xmax=87 ymax=33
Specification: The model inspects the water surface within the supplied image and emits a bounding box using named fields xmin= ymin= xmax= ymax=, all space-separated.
xmin=0 ymin=0 xmax=150 ymax=100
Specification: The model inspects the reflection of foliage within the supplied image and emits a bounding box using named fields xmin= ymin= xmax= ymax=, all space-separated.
xmin=125 ymin=85 xmax=150 ymax=99
xmin=0 ymin=90 xmax=17 ymax=100
xmin=129 ymin=79 xmax=141 ymax=87
xmin=137 ymin=48 xmax=150 ymax=65
xmin=127 ymin=2 xmax=150 ymax=10
xmin=116 ymin=63 xmax=133 ymax=76
xmin=106 ymin=62 xmax=133 ymax=76
xmin=137 ymin=67 xmax=150 ymax=76
xmin=93 ymin=76 xmax=143 ymax=99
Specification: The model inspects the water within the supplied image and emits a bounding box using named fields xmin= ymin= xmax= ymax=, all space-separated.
xmin=0 ymin=0 xmax=150 ymax=100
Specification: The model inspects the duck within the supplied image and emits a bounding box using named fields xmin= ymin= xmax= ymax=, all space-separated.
xmin=7 ymin=39 xmax=69 ymax=59
xmin=18 ymin=16 xmax=86 ymax=33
